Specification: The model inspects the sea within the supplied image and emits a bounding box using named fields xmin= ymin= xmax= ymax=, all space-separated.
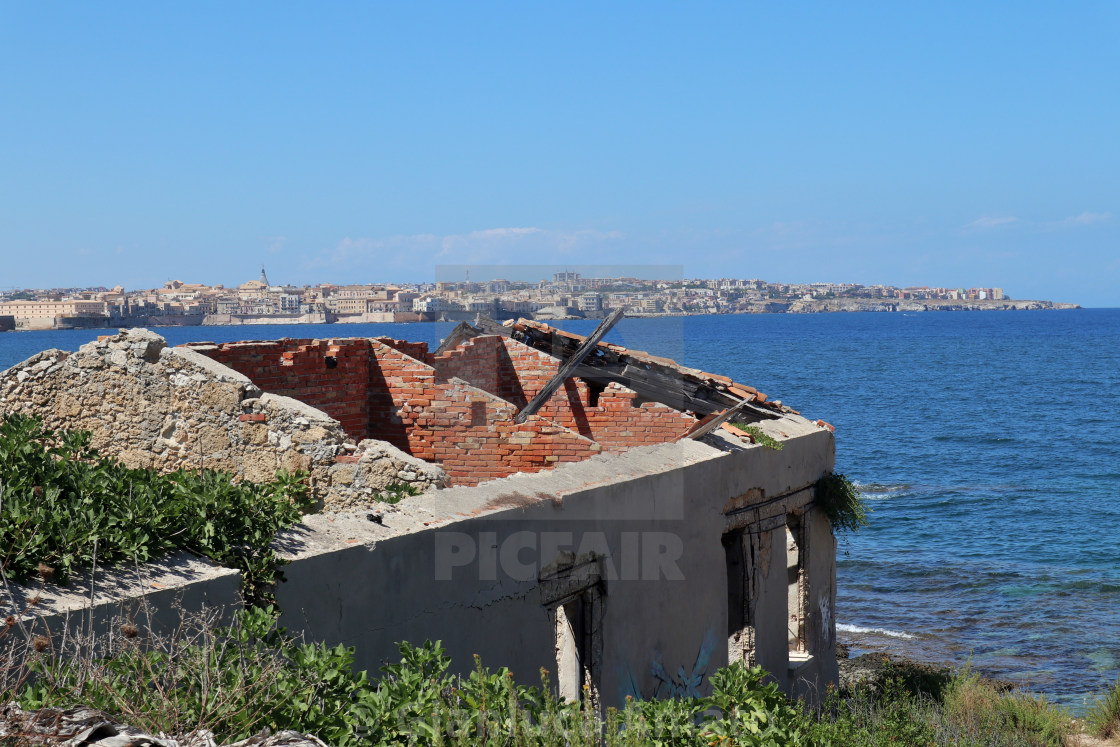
xmin=2 ymin=309 xmax=1118 ymax=707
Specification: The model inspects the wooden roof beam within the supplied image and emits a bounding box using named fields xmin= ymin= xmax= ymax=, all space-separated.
xmin=514 ymin=307 xmax=625 ymax=424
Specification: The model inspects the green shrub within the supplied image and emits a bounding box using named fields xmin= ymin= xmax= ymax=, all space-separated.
xmin=10 ymin=619 xmax=1087 ymax=747
xmin=702 ymin=662 xmax=811 ymax=745
xmin=1086 ymin=676 xmax=1120 ymax=739
xmin=20 ymin=606 xmax=382 ymax=745
xmin=0 ymin=413 xmax=312 ymax=604
xmin=810 ymin=663 xmax=1076 ymax=747
xmin=730 ymin=422 xmax=784 ymax=450
xmin=814 ymin=472 xmax=870 ymax=534
xmin=1086 ymin=677 xmax=1120 ymax=739
xmin=810 ymin=675 xmax=939 ymax=747
xmin=939 ymin=666 xmax=1074 ymax=746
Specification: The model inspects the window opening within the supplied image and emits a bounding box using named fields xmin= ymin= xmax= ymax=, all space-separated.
xmin=723 ymin=529 xmax=756 ymax=666
xmin=786 ymin=514 xmax=808 ymax=655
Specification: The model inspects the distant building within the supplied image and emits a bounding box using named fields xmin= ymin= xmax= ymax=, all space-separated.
xmin=578 ymin=293 xmax=603 ymax=312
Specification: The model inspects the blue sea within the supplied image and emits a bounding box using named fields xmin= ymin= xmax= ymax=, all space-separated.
xmin=2 ymin=310 xmax=1118 ymax=705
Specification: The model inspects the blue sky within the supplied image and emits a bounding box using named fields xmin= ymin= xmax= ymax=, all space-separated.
xmin=1 ymin=3 xmax=1117 ymax=305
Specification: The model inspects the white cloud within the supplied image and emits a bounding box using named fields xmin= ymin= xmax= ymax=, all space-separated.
xmin=1062 ymin=211 xmax=1111 ymax=227
xmin=265 ymin=236 xmax=288 ymax=254
xmin=966 ymin=215 xmax=1018 ymax=229
xmin=311 ymin=227 xmax=624 ymax=271
xmin=437 ymin=227 xmax=542 ymax=255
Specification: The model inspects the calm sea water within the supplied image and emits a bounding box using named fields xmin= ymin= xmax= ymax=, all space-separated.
xmin=2 ymin=310 xmax=1118 ymax=704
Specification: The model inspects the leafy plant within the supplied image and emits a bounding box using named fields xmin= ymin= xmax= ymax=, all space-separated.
xmin=814 ymin=472 xmax=870 ymax=534
xmin=8 ymin=621 xmax=1090 ymax=747
xmin=0 ymin=413 xmax=312 ymax=605
xmin=19 ymin=606 xmax=383 ymax=745
xmin=730 ymin=422 xmax=784 ymax=450
xmin=377 ymin=481 xmax=422 ymax=505
xmin=701 ymin=662 xmax=811 ymax=745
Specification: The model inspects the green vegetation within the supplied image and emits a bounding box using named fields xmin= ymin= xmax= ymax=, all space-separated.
xmin=815 ymin=471 xmax=871 ymax=534
xmin=811 ymin=663 xmax=1076 ymax=747
xmin=378 ymin=481 xmax=423 ymax=504
xmin=1086 ymin=676 xmax=1120 ymax=739
xmin=730 ymin=422 xmax=784 ymax=450
xmin=5 ymin=615 xmax=1089 ymax=746
xmin=0 ymin=413 xmax=312 ymax=604
xmin=0 ymin=414 xmax=1099 ymax=744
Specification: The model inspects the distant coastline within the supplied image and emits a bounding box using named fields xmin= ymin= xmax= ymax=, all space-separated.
xmin=752 ymin=297 xmax=1080 ymax=314
xmin=0 ymin=297 xmax=1082 ymax=331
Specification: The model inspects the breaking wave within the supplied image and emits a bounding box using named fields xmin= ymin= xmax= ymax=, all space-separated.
xmin=837 ymin=623 xmax=916 ymax=640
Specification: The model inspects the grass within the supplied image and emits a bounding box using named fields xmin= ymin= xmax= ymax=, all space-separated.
xmin=2 ymin=605 xmax=1098 ymax=747
xmin=729 ymin=422 xmax=784 ymax=450
xmin=1086 ymin=677 xmax=1120 ymax=739
xmin=815 ymin=657 xmax=1079 ymax=747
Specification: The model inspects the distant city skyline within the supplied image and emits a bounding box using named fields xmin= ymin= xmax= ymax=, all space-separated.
xmin=1 ymin=4 xmax=1116 ymax=306
xmin=0 ymin=265 xmax=1017 ymax=298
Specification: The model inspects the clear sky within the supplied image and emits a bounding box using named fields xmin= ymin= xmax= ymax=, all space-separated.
xmin=1 ymin=3 xmax=1117 ymax=305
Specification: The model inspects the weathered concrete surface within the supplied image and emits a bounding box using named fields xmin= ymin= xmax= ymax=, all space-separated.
xmin=1 ymin=551 xmax=241 ymax=646
xmin=0 ymin=412 xmax=840 ymax=708
xmin=0 ymin=329 xmax=446 ymax=510
xmin=273 ymin=421 xmax=839 ymax=707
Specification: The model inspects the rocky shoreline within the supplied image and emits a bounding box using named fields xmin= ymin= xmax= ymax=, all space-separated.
xmin=837 ymin=646 xmax=1016 ymax=695
xmin=783 ymin=298 xmax=1080 ymax=313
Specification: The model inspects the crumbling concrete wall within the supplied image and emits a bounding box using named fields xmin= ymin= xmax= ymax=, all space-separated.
xmin=275 ymin=417 xmax=839 ymax=708
xmin=1 ymin=398 xmax=841 ymax=710
xmin=0 ymin=329 xmax=445 ymax=511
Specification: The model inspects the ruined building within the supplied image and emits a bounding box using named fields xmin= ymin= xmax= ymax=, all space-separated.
xmin=0 ymin=317 xmax=839 ymax=706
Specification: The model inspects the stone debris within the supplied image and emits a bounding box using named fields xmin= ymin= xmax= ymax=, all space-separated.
xmin=0 ymin=328 xmax=447 ymax=511
xmin=0 ymin=702 xmax=328 ymax=747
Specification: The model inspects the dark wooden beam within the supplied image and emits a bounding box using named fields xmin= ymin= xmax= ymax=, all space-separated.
xmin=465 ymin=314 xmax=780 ymax=421
xmin=570 ymin=363 xmax=777 ymax=419
xmin=514 ymin=307 xmax=626 ymax=423
xmin=684 ymin=398 xmax=754 ymax=440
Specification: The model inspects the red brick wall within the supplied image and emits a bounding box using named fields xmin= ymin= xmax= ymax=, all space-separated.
xmin=577 ymin=385 xmax=699 ymax=451
xmin=189 ymin=338 xmax=605 ymax=487
xmin=369 ymin=341 xmax=601 ymax=486
xmin=430 ymin=336 xmax=505 ymax=400
xmin=196 ymin=339 xmax=373 ymax=438
xmin=435 ymin=337 xmax=697 ymax=451
xmin=375 ymin=337 xmax=431 ymax=363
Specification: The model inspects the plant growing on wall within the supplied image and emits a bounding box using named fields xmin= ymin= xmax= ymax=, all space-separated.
xmin=730 ymin=422 xmax=784 ymax=450
xmin=378 ymin=481 xmax=422 ymax=504
xmin=814 ymin=471 xmax=870 ymax=534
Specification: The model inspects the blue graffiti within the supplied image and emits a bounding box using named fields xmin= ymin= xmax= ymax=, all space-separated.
xmin=619 ymin=628 xmax=720 ymax=701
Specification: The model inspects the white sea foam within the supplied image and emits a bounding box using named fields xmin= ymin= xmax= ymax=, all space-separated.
xmin=837 ymin=623 xmax=916 ymax=640
xmin=853 ymin=482 xmax=914 ymax=501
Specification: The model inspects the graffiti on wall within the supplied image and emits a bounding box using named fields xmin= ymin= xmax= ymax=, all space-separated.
xmin=618 ymin=627 xmax=720 ymax=701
